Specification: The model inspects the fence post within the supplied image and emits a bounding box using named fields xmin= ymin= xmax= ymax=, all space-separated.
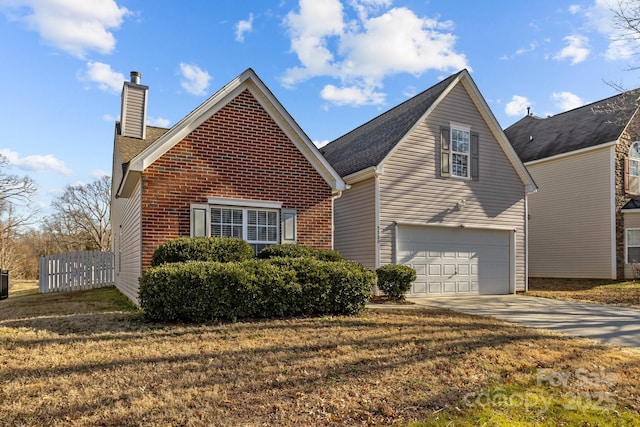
xmin=0 ymin=270 xmax=8 ymax=300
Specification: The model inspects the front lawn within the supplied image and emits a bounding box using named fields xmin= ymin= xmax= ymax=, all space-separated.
xmin=527 ymin=278 xmax=640 ymax=309
xmin=1 ymin=282 xmax=640 ymax=425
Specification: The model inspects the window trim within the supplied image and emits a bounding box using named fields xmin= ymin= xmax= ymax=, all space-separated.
xmin=441 ymin=124 xmax=479 ymax=181
xmin=207 ymin=197 xmax=282 ymax=209
xmin=190 ymin=198 xmax=297 ymax=249
xmin=450 ymin=124 xmax=471 ymax=179
xmin=626 ymin=228 xmax=640 ymax=264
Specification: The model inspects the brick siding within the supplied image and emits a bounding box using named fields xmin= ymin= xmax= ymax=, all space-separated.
xmin=139 ymin=89 xmax=333 ymax=271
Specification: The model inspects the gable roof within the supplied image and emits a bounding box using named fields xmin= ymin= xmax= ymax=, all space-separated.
xmin=504 ymin=89 xmax=640 ymax=163
xmin=320 ymin=71 xmax=461 ymax=177
xmin=116 ymin=68 xmax=346 ymax=197
xmin=320 ymin=69 xmax=536 ymax=192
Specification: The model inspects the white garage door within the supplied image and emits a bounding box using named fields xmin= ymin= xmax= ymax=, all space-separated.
xmin=397 ymin=225 xmax=511 ymax=296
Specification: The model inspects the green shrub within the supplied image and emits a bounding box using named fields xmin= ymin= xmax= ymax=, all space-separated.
xmin=138 ymin=257 xmax=375 ymax=322
xmin=150 ymin=237 xmax=254 ymax=266
xmin=312 ymin=249 xmax=346 ymax=262
xmin=257 ymin=244 xmax=346 ymax=262
xmin=267 ymin=257 xmax=375 ymax=315
xmin=376 ymin=264 xmax=417 ymax=301
xmin=257 ymin=244 xmax=312 ymax=259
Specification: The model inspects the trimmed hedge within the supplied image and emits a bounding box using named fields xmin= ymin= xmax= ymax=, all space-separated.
xmin=257 ymin=244 xmax=312 ymax=259
xmin=150 ymin=237 xmax=254 ymax=266
xmin=138 ymin=258 xmax=375 ymax=322
xmin=376 ymin=264 xmax=417 ymax=301
xmin=257 ymin=244 xmax=346 ymax=262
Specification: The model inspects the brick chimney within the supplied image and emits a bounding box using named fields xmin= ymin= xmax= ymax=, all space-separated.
xmin=119 ymin=71 xmax=148 ymax=139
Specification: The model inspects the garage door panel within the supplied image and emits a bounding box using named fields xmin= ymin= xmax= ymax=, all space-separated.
xmin=428 ymin=281 xmax=442 ymax=294
xmin=398 ymin=225 xmax=511 ymax=296
xmin=457 ymin=281 xmax=470 ymax=293
xmin=443 ymin=281 xmax=456 ymax=293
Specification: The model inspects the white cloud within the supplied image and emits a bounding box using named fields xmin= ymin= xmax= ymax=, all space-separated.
xmin=102 ymin=113 xmax=116 ymax=122
xmin=554 ymin=34 xmax=590 ymax=64
xmin=551 ymin=91 xmax=584 ymax=111
xmin=282 ymin=1 xmax=469 ymax=107
xmin=81 ymin=61 xmax=125 ymax=92
xmin=568 ymin=5 xmax=582 ymax=14
xmin=235 ymin=13 xmax=253 ymax=42
xmin=0 ymin=0 xmax=130 ymax=58
xmin=313 ymin=139 xmax=330 ymax=148
xmin=578 ymin=0 xmax=637 ymax=61
xmin=179 ymin=63 xmax=212 ymax=96
xmin=0 ymin=149 xmax=72 ymax=175
xmin=505 ymin=95 xmax=531 ymax=117
xmin=320 ymin=84 xmax=385 ymax=106
xmin=90 ymin=169 xmax=110 ymax=179
xmin=515 ymin=41 xmax=538 ymax=55
xmin=148 ymin=116 xmax=171 ymax=128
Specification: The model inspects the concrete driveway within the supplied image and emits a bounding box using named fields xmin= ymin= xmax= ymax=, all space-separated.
xmin=408 ymin=295 xmax=640 ymax=349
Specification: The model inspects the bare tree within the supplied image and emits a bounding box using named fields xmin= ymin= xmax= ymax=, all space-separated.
xmin=611 ymin=0 xmax=640 ymax=68
xmin=0 ymin=155 xmax=36 ymax=208
xmin=0 ymin=154 xmax=38 ymax=273
xmin=48 ymin=176 xmax=112 ymax=252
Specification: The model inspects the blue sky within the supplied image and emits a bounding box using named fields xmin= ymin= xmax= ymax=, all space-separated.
xmin=0 ymin=0 xmax=638 ymax=217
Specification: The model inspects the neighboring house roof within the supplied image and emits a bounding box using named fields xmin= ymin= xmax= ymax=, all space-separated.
xmin=116 ymin=68 xmax=346 ymax=197
xmin=504 ymin=89 xmax=640 ymax=163
xmin=623 ymin=199 xmax=640 ymax=210
xmin=320 ymin=69 xmax=536 ymax=192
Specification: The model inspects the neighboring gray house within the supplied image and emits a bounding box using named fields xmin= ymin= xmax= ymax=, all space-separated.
xmin=505 ymin=89 xmax=640 ymax=280
xmin=321 ymin=70 xmax=536 ymax=296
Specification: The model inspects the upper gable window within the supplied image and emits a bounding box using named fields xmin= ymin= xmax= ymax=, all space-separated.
xmin=451 ymin=127 xmax=470 ymax=178
xmin=440 ymin=125 xmax=479 ymax=180
xmin=627 ymin=142 xmax=640 ymax=195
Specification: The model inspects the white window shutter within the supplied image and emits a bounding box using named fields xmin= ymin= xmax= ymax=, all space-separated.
xmin=190 ymin=204 xmax=209 ymax=237
xmin=281 ymin=209 xmax=297 ymax=244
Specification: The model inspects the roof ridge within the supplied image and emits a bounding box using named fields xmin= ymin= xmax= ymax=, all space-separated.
xmin=323 ymin=70 xmax=462 ymax=151
xmin=539 ymin=88 xmax=640 ymax=121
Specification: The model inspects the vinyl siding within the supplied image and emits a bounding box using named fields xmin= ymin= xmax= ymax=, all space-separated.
xmin=526 ymin=145 xmax=615 ymax=278
xmin=334 ymin=178 xmax=377 ymax=269
xmin=379 ymin=82 xmax=528 ymax=291
xmin=122 ymin=86 xmax=146 ymax=139
xmin=113 ymin=180 xmax=142 ymax=303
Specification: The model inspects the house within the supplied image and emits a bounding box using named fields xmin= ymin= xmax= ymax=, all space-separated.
xmin=320 ymin=70 xmax=536 ymax=296
xmin=111 ymin=69 xmax=346 ymax=303
xmin=504 ymin=89 xmax=640 ymax=280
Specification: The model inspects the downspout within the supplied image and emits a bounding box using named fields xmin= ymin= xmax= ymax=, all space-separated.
xmin=331 ymin=190 xmax=344 ymax=250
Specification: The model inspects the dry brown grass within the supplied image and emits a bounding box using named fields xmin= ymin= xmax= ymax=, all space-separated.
xmin=527 ymin=278 xmax=640 ymax=308
xmin=1 ymin=282 xmax=640 ymax=426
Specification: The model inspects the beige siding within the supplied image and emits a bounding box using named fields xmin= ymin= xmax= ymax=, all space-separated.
xmin=113 ymin=180 xmax=142 ymax=303
xmin=122 ymin=86 xmax=146 ymax=139
xmin=379 ymin=83 xmax=528 ymax=291
xmin=527 ymin=146 xmax=615 ymax=278
xmin=334 ymin=178 xmax=377 ymax=269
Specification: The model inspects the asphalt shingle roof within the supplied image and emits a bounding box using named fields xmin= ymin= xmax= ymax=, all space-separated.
xmin=117 ymin=125 xmax=170 ymax=164
xmin=320 ymin=71 xmax=462 ymax=177
xmin=504 ymin=89 xmax=640 ymax=163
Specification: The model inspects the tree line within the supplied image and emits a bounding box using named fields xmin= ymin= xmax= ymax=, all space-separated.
xmin=0 ymin=155 xmax=111 ymax=279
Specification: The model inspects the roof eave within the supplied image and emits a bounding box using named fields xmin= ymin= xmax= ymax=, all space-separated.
xmin=128 ymin=68 xmax=346 ymax=192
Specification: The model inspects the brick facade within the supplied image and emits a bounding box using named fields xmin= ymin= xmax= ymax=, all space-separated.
xmin=139 ymin=89 xmax=333 ymax=271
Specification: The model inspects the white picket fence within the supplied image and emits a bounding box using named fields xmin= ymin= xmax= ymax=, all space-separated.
xmin=39 ymin=251 xmax=115 ymax=293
